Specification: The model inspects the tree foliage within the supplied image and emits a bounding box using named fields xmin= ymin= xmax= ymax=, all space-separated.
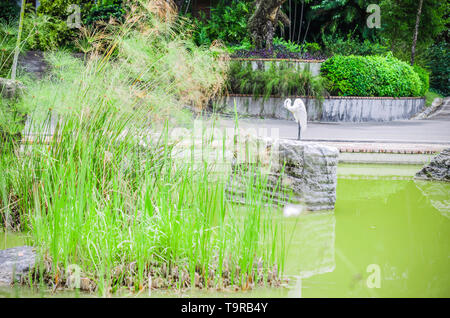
xmin=380 ymin=0 xmax=446 ymax=64
xmin=426 ymin=42 xmax=449 ymax=96
xmin=190 ymin=0 xmax=252 ymax=46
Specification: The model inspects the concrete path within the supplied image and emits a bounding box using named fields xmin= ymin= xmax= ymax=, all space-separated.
xmin=213 ymin=116 xmax=450 ymax=164
xmin=215 ymin=117 xmax=450 ymax=145
xmin=427 ymin=98 xmax=450 ymax=121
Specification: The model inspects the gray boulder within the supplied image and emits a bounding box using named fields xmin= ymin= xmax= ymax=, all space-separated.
xmin=415 ymin=148 xmax=450 ymax=182
xmin=228 ymin=138 xmax=339 ymax=211
xmin=0 ymin=78 xmax=26 ymax=99
xmin=0 ymin=246 xmax=35 ymax=285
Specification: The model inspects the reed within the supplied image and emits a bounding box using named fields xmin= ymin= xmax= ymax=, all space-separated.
xmin=0 ymin=0 xmax=287 ymax=295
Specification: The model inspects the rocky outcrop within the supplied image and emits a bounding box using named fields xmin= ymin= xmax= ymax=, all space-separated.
xmin=0 ymin=78 xmax=26 ymax=99
xmin=227 ymin=138 xmax=339 ymax=211
xmin=415 ymin=148 xmax=450 ymax=182
xmin=17 ymin=51 xmax=49 ymax=79
xmin=0 ymin=246 xmax=35 ymax=285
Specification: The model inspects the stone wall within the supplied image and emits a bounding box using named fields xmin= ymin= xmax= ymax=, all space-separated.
xmin=216 ymin=95 xmax=425 ymax=122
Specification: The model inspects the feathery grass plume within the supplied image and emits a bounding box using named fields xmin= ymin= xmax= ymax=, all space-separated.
xmin=0 ymin=0 xmax=288 ymax=295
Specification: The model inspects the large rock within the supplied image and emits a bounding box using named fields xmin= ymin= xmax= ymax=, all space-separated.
xmin=0 ymin=78 xmax=26 ymax=99
xmin=0 ymin=246 xmax=35 ymax=285
xmin=17 ymin=51 xmax=48 ymax=79
xmin=227 ymin=138 xmax=339 ymax=211
xmin=415 ymin=148 xmax=450 ymax=182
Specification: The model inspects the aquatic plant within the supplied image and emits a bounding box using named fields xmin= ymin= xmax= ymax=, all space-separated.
xmin=0 ymin=0 xmax=286 ymax=295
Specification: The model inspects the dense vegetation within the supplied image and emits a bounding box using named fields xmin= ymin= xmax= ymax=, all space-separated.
xmin=0 ymin=1 xmax=287 ymax=295
xmin=185 ymin=0 xmax=447 ymax=96
xmin=0 ymin=0 xmax=447 ymax=297
xmin=227 ymin=60 xmax=328 ymax=99
xmin=320 ymin=55 xmax=425 ymax=97
xmin=1 ymin=0 xmax=447 ymax=96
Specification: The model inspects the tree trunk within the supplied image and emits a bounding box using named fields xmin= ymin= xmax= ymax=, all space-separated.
xmin=248 ymin=0 xmax=289 ymax=50
xmin=296 ymin=0 xmax=304 ymax=43
xmin=11 ymin=0 xmax=26 ymax=82
xmin=410 ymin=0 xmax=423 ymax=66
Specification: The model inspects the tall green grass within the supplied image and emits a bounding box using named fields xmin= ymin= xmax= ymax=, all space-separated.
xmin=0 ymin=2 xmax=287 ymax=295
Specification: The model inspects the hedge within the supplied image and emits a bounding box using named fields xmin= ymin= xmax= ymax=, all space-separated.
xmin=320 ymin=55 xmax=424 ymax=97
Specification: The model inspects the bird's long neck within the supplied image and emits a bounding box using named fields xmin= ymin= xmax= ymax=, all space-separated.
xmin=284 ymin=99 xmax=293 ymax=111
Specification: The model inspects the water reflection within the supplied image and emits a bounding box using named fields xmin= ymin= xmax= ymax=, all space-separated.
xmin=285 ymin=211 xmax=336 ymax=297
xmin=414 ymin=180 xmax=450 ymax=219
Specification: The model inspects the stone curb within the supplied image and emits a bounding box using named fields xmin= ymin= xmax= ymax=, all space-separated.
xmin=310 ymin=142 xmax=448 ymax=155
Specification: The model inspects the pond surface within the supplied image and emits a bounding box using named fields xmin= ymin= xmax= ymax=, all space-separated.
xmin=1 ymin=164 xmax=449 ymax=298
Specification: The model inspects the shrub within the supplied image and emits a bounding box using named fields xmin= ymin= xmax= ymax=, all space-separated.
xmin=320 ymin=54 xmax=422 ymax=97
xmin=83 ymin=2 xmax=125 ymax=26
xmin=189 ymin=0 xmax=252 ymax=46
xmin=322 ymin=33 xmax=389 ymax=57
xmin=230 ymin=38 xmax=326 ymax=60
xmin=426 ymin=42 xmax=449 ymax=96
xmin=227 ymin=60 xmax=328 ymax=100
xmin=303 ymin=42 xmax=322 ymax=55
xmin=273 ymin=37 xmax=302 ymax=53
xmin=37 ymin=0 xmax=94 ymax=19
xmin=413 ymin=65 xmax=430 ymax=96
xmin=23 ymin=14 xmax=75 ymax=51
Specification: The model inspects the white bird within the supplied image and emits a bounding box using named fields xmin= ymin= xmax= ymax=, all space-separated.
xmin=284 ymin=98 xmax=308 ymax=140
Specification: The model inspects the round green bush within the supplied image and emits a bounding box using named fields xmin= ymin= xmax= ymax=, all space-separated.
xmin=320 ymin=54 xmax=423 ymax=97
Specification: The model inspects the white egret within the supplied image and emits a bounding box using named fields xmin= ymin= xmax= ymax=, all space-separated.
xmin=284 ymin=98 xmax=308 ymax=140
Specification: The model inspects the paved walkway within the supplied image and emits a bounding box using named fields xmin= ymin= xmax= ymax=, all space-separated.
xmin=216 ymin=117 xmax=450 ymax=145
xmin=214 ymin=116 xmax=450 ymax=163
xmin=427 ymin=98 xmax=450 ymax=121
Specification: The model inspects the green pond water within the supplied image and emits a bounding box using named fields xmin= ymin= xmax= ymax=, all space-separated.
xmin=1 ymin=164 xmax=449 ymax=298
